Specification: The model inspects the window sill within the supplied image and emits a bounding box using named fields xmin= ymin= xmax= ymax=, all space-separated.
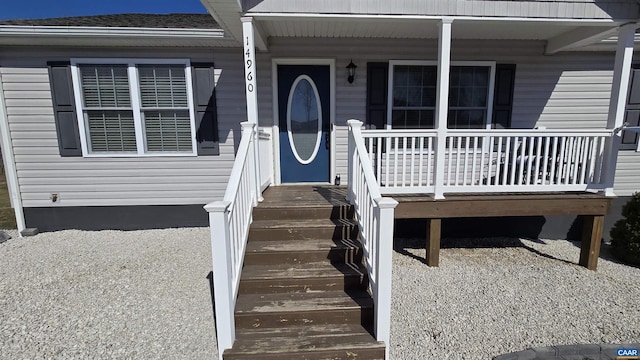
xmin=82 ymin=152 xmax=198 ymax=158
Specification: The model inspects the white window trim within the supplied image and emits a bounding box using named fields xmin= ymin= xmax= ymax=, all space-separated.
xmin=70 ymin=58 xmax=197 ymax=158
xmin=387 ymin=60 xmax=496 ymax=130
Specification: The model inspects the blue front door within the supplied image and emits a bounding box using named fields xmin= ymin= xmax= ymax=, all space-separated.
xmin=278 ymin=65 xmax=330 ymax=183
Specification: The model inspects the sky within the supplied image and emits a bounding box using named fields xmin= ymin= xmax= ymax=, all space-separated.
xmin=0 ymin=0 xmax=208 ymax=20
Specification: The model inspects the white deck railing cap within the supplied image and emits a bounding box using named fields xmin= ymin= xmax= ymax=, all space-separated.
xmin=204 ymin=200 xmax=232 ymax=212
xmin=376 ymin=197 xmax=399 ymax=208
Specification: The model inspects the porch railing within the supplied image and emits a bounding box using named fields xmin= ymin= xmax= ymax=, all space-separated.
xmin=204 ymin=122 xmax=260 ymax=360
xmin=347 ymin=120 xmax=398 ymax=357
xmin=361 ymin=128 xmax=612 ymax=195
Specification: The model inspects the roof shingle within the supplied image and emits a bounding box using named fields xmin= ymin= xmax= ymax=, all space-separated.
xmin=0 ymin=13 xmax=219 ymax=30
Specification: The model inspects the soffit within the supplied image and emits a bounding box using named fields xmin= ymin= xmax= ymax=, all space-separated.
xmin=257 ymin=17 xmax=603 ymax=41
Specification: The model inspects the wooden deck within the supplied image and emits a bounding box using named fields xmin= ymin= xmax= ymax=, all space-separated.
xmin=261 ymin=186 xmax=611 ymax=270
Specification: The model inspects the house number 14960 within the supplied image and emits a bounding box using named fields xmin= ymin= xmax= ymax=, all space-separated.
xmin=245 ymin=37 xmax=254 ymax=93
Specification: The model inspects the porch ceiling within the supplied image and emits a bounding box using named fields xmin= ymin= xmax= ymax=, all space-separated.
xmin=254 ymin=16 xmax=616 ymax=41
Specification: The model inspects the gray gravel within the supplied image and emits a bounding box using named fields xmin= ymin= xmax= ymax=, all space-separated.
xmin=2 ymin=229 xmax=639 ymax=359
xmin=0 ymin=228 xmax=216 ymax=359
xmin=390 ymin=237 xmax=640 ymax=360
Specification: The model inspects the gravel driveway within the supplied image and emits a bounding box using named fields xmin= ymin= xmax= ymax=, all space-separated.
xmin=1 ymin=229 xmax=639 ymax=359
xmin=0 ymin=228 xmax=217 ymax=359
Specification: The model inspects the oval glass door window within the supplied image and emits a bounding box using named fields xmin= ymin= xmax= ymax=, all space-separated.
xmin=287 ymin=75 xmax=322 ymax=165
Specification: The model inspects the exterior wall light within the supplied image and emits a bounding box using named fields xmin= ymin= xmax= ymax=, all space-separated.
xmin=346 ymin=60 xmax=357 ymax=84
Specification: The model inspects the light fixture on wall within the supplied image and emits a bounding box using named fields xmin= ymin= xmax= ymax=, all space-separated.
xmin=346 ymin=60 xmax=357 ymax=84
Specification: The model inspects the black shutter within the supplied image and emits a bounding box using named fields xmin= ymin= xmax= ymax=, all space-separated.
xmin=622 ymin=66 xmax=640 ymax=146
xmin=191 ymin=63 xmax=220 ymax=156
xmin=47 ymin=61 xmax=82 ymax=157
xmin=492 ymin=64 xmax=516 ymax=129
xmin=366 ymin=62 xmax=389 ymax=129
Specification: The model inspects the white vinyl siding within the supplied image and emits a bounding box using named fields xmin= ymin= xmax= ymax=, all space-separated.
xmin=0 ymin=48 xmax=244 ymax=207
xmin=72 ymin=59 xmax=196 ymax=157
xmin=2 ymin=38 xmax=640 ymax=210
xmin=261 ymin=37 xmax=639 ymax=194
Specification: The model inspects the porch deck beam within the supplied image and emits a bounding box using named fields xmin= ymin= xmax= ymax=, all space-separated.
xmin=394 ymin=193 xmax=611 ymax=219
xmin=393 ymin=193 xmax=611 ymax=270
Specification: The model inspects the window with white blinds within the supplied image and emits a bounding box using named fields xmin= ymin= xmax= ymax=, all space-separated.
xmin=72 ymin=60 xmax=196 ymax=156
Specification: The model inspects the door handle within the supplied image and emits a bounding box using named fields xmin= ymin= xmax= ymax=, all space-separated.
xmin=325 ymin=129 xmax=330 ymax=149
xmin=325 ymin=123 xmax=332 ymax=150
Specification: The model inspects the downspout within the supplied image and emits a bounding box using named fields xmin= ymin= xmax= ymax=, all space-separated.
xmin=0 ymin=69 xmax=26 ymax=234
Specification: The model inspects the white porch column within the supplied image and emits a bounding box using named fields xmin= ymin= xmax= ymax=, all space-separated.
xmin=433 ymin=18 xmax=453 ymax=200
xmin=603 ymin=23 xmax=636 ymax=196
xmin=241 ymin=17 xmax=263 ymax=202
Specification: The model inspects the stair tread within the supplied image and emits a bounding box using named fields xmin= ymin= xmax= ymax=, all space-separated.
xmin=227 ymin=324 xmax=383 ymax=355
xmin=251 ymin=218 xmax=356 ymax=229
xmin=241 ymin=262 xmax=366 ymax=281
xmin=235 ymin=290 xmax=373 ymax=314
xmin=246 ymin=238 xmax=361 ymax=253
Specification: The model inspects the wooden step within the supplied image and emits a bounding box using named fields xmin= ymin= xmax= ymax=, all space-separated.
xmin=252 ymin=205 xmax=354 ymax=221
xmin=224 ymin=324 xmax=385 ymax=360
xmin=249 ymin=218 xmax=358 ymax=241
xmin=244 ymin=238 xmax=363 ymax=265
xmin=238 ymin=262 xmax=368 ymax=294
xmin=234 ymin=290 xmax=374 ymax=329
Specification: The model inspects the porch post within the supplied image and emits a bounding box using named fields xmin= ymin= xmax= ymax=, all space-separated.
xmin=241 ymin=17 xmax=264 ymax=202
xmin=602 ymin=23 xmax=636 ymax=196
xmin=433 ymin=18 xmax=453 ymax=200
xmin=204 ymin=200 xmax=235 ymax=360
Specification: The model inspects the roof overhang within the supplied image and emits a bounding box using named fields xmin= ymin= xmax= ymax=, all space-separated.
xmin=241 ymin=13 xmax=638 ymax=53
xmin=0 ymin=25 xmax=238 ymax=48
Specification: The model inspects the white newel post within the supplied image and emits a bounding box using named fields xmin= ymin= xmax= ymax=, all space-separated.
xmin=346 ymin=120 xmax=361 ymax=203
xmin=374 ymin=197 xmax=398 ymax=359
xmin=242 ymin=17 xmax=263 ymax=202
xmin=433 ymin=18 xmax=453 ymax=200
xmin=603 ymin=23 xmax=636 ymax=196
xmin=204 ymin=200 xmax=235 ymax=360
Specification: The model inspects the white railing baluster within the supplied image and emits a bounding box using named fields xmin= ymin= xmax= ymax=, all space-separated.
xmin=348 ymin=120 xmax=398 ymax=356
xmin=385 ymin=138 xmax=390 ymax=188
xmin=487 ymin=136 xmax=494 ymax=186
xmin=376 ymin=137 xmax=382 ymax=183
xmin=402 ymin=137 xmax=407 ymax=187
xmin=393 ymin=137 xmax=399 ymax=187
xmin=455 ymin=136 xmax=462 ymax=186
xmin=502 ymin=136 xmax=511 ymax=185
xmin=447 ymin=137 xmax=453 ymax=186
xmin=534 ymin=136 xmax=542 ymax=185
xmin=550 ymin=137 xmax=559 ymax=184
xmin=579 ymin=137 xmax=589 ymax=184
xmin=494 ymin=137 xmax=503 ymax=186
xmin=418 ymin=137 xmax=425 ymax=187
xmin=565 ymin=137 xmax=574 ymax=185
xmin=358 ymin=127 xmax=611 ymax=195
xmin=472 ymin=137 xmax=479 ymax=185
xmin=205 ymin=122 xmax=259 ymax=359
xmin=587 ymin=137 xmax=598 ymax=184
xmin=541 ymin=137 xmax=550 ymax=185
xmin=427 ymin=137 xmax=433 ymax=187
